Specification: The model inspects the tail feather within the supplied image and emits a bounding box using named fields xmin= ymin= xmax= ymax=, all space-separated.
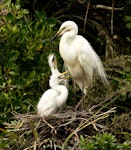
xmin=95 ymin=54 xmax=109 ymax=88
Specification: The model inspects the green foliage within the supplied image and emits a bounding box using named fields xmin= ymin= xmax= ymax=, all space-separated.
xmin=79 ymin=132 xmax=131 ymax=150
xmin=105 ymin=56 xmax=131 ymax=112
xmin=0 ymin=0 xmax=57 ymax=124
xmin=110 ymin=113 xmax=131 ymax=139
xmin=0 ymin=0 xmax=131 ymax=149
xmin=126 ymin=16 xmax=131 ymax=29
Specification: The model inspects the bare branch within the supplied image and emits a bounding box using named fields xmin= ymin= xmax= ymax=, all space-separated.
xmin=95 ymin=5 xmax=124 ymax=11
xmin=83 ymin=0 xmax=91 ymax=32
xmin=111 ymin=0 xmax=114 ymax=35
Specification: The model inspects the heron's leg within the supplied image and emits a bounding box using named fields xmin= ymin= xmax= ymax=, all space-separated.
xmin=75 ymin=82 xmax=85 ymax=110
xmin=73 ymin=79 xmax=77 ymax=99
xmin=81 ymin=83 xmax=85 ymax=110
xmin=75 ymin=92 xmax=85 ymax=110
xmin=81 ymin=92 xmax=84 ymax=109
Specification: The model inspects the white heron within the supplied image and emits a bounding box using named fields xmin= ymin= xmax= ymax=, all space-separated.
xmin=37 ymin=71 xmax=69 ymax=117
xmin=52 ymin=20 xmax=109 ymax=108
xmin=48 ymin=53 xmax=68 ymax=87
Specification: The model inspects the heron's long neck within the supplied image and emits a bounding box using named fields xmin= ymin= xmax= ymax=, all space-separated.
xmin=61 ymin=29 xmax=77 ymax=42
xmin=51 ymin=69 xmax=60 ymax=75
xmin=54 ymin=85 xmax=68 ymax=107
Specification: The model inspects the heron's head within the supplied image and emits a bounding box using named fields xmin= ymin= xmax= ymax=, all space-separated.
xmin=48 ymin=54 xmax=57 ymax=70
xmin=51 ymin=21 xmax=78 ymax=40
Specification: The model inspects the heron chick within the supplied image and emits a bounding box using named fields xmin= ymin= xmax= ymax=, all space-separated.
xmin=37 ymin=71 xmax=69 ymax=117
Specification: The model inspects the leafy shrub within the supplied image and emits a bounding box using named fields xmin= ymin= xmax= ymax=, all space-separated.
xmin=126 ymin=16 xmax=131 ymax=29
xmin=0 ymin=0 xmax=57 ymax=124
xmin=79 ymin=132 xmax=131 ymax=150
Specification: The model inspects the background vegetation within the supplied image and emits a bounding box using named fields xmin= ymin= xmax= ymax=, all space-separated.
xmin=0 ymin=0 xmax=131 ymax=149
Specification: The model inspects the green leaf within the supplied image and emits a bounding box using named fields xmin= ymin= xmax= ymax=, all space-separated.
xmin=9 ymin=71 xmax=18 ymax=76
xmin=8 ymin=50 xmax=20 ymax=61
xmin=5 ymin=12 xmax=14 ymax=20
xmin=126 ymin=16 xmax=131 ymax=22
xmin=3 ymin=93 xmax=9 ymax=99
xmin=22 ymin=9 xmax=29 ymax=15
xmin=3 ymin=0 xmax=11 ymax=7
xmin=126 ymin=23 xmax=131 ymax=29
xmin=26 ymin=54 xmax=34 ymax=60
xmin=15 ymin=0 xmax=20 ymax=6
xmin=47 ymin=17 xmax=56 ymax=27
xmin=29 ymin=70 xmax=36 ymax=79
xmin=13 ymin=100 xmax=21 ymax=109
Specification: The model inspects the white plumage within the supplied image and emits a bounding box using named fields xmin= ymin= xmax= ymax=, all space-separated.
xmin=52 ymin=20 xmax=109 ymax=96
xmin=37 ymin=54 xmax=69 ymax=118
xmin=48 ymin=54 xmax=59 ymax=75
xmin=48 ymin=53 xmax=68 ymax=86
xmin=37 ymin=72 xmax=69 ymax=117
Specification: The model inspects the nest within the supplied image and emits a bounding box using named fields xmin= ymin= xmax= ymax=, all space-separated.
xmin=4 ymin=106 xmax=116 ymax=150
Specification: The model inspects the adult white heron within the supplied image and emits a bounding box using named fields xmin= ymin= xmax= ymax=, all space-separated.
xmin=52 ymin=20 xmax=109 ymax=107
xmin=37 ymin=71 xmax=69 ymax=117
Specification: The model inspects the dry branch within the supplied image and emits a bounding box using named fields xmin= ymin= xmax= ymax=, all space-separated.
xmin=83 ymin=0 xmax=91 ymax=32
xmin=95 ymin=5 xmax=124 ymax=11
xmin=111 ymin=0 xmax=114 ymax=35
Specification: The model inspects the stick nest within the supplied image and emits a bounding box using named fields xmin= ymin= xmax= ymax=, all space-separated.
xmin=4 ymin=106 xmax=116 ymax=150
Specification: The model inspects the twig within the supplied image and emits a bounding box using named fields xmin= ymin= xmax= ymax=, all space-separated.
xmin=62 ymin=107 xmax=116 ymax=150
xmin=95 ymin=5 xmax=124 ymax=11
xmin=75 ymin=98 xmax=83 ymax=110
xmin=92 ymin=122 xmax=99 ymax=131
xmin=111 ymin=0 xmax=114 ymax=35
xmin=34 ymin=141 xmax=37 ymax=150
xmin=83 ymin=0 xmax=91 ymax=32
xmin=42 ymin=118 xmax=54 ymax=130
xmin=58 ymin=113 xmax=76 ymax=127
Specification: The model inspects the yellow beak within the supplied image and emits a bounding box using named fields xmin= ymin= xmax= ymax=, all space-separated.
xmin=51 ymin=30 xmax=61 ymax=41
xmin=59 ymin=71 xmax=68 ymax=77
xmin=59 ymin=71 xmax=70 ymax=80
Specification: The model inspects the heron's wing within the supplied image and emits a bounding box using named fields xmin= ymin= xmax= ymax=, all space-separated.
xmin=38 ymin=90 xmax=57 ymax=111
xmin=76 ymin=36 xmax=96 ymax=84
xmin=76 ymin=35 xmax=109 ymax=87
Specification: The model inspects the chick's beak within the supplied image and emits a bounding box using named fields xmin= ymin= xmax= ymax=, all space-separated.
xmin=59 ymin=71 xmax=70 ymax=80
xmin=63 ymin=75 xmax=70 ymax=80
xmin=59 ymin=71 xmax=68 ymax=77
